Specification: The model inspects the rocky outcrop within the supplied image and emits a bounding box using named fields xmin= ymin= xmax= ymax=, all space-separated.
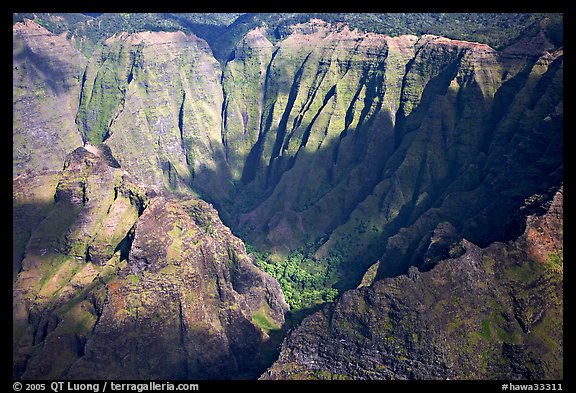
xmin=66 ymin=194 xmax=287 ymax=379
xmin=13 ymin=149 xmax=288 ymax=379
xmin=262 ymin=187 xmax=562 ymax=380
xmin=53 ymin=147 xmax=149 ymax=265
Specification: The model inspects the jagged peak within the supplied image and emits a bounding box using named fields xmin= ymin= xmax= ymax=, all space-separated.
xmin=231 ymin=27 xmax=273 ymax=60
xmin=243 ymin=27 xmax=273 ymax=48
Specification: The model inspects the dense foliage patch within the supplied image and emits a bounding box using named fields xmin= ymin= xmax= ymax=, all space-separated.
xmin=247 ymin=244 xmax=340 ymax=311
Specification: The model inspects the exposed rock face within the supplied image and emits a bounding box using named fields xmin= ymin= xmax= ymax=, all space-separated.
xmin=13 ymin=148 xmax=288 ymax=379
xmin=15 ymin=18 xmax=563 ymax=288
xmin=13 ymin=21 xmax=85 ymax=176
xmin=76 ymin=30 xmax=229 ymax=198
xmin=13 ymin=16 xmax=563 ymax=380
xmin=13 ymin=170 xmax=61 ymax=280
xmin=262 ymin=187 xmax=562 ymax=380
xmin=54 ymin=147 xmax=148 ymax=265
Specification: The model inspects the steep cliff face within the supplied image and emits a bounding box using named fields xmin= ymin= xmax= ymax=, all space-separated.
xmin=15 ymin=18 xmax=561 ymax=289
xmin=68 ymin=19 xmax=561 ymax=289
xmin=262 ymin=187 xmax=562 ymax=380
xmin=229 ymin=24 xmax=419 ymax=252
xmin=76 ymin=31 xmax=228 ymax=197
xmin=371 ymin=40 xmax=563 ymax=280
xmin=13 ymin=16 xmax=563 ymax=380
xmin=13 ymin=148 xmax=288 ymax=379
xmin=13 ymin=21 xmax=86 ymax=176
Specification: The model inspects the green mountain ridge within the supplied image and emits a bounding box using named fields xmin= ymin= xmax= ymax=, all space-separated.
xmin=13 ymin=14 xmax=563 ymax=380
xmin=57 ymin=17 xmax=561 ymax=289
xmin=13 ymin=12 xmax=563 ymax=306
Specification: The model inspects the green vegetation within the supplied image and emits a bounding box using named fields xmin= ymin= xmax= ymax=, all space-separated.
xmin=547 ymin=251 xmax=563 ymax=268
xmin=447 ymin=315 xmax=463 ymax=333
xmin=127 ymin=274 xmax=140 ymax=286
xmin=248 ymin=244 xmax=339 ymax=310
xmin=252 ymin=306 xmax=280 ymax=334
xmin=13 ymin=13 xmax=562 ymax=62
xmin=358 ymin=261 xmax=379 ymax=288
xmin=265 ymin=13 xmax=556 ymax=48
xmin=503 ymin=259 xmax=541 ymax=284
xmin=207 ymin=13 xmax=562 ymax=62
xmin=12 ymin=11 xmax=562 ymax=380
xmin=531 ymin=311 xmax=562 ymax=352
xmin=13 ymin=13 xmax=242 ymax=58
xmin=38 ymin=254 xmax=74 ymax=289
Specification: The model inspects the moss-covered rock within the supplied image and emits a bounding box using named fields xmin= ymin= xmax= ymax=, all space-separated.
xmin=13 ymin=148 xmax=288 ymax=380
xmin=13 ymin=20 xmax=85 ymax=177
xmin=13 ymin=16 xmax=562 ymax=380
xmin=86 ymin=31 xmax=231 ymax=198
xmin=262 ymin=187 xmax=563 ymax=379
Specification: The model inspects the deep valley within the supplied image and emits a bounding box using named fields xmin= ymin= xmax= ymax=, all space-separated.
xmin=13 ymin=13 xmax=563 ymax=380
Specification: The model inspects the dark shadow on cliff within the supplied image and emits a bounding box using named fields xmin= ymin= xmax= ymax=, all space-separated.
xmin=254 ymin=302 xmax=326 ymax=375
xmin=13 ymin=44 xmax=78 ymax=95
xmin=161 ymin=14 xmax=259 ymax=63
xmin=13 ymin=200 xmax=55 ymax=279
xmin=190 ymin=47 xmax=563 ymax=296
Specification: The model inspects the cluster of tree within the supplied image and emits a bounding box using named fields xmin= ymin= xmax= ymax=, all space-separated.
xmin=247 ymin=244 xmax=340 ymax=311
